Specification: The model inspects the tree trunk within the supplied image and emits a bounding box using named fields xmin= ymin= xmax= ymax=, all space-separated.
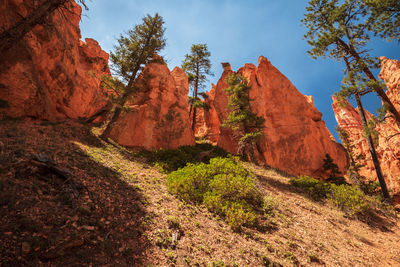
xmin=192 ymin=106 xmax=197 ymax=132
xmin=0 ymin=0 xmax=70 ymax=56
xmin=191 ymin=63 xmax=200 ymax=132
xmin=99 ymin=21 xmax=157 ymax=140
xmin=99 ymin=105 xmax=122 ymax=140
xmin=355 ymin=93 xmax=391 ymax=201
xmin=188 ymin=104 xmax=193 ymax=117
xmin=188 ymin=90 xmax=194 ymax=117
xmin=100 ymin=88 xmax=132 ymax=140
xmin=85 ymin=101 xmax=112 ymax=123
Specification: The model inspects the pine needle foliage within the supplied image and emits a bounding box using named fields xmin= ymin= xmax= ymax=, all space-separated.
xmin=322 ymin=154 xmax=346 ymax=185
xmin=181 ymin=44 xmax=213 ymax=131
xmin=334 ymin=59 xmax=391 ymax=201
xmin=109 ymin=14 xmax=166 ymax=86
xmin=302 ymin=0 xmax=400 ymax=126
xmin=222 ymin=74 xmax=265 ymax=160
xmin=100 ymin=13 xmax=166 ymax=139
xmin=364 ymin=0 xmax=400 ymax=42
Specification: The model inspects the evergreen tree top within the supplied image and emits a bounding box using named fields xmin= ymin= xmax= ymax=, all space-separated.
xmin=181 ymin=44 xmax=213 ymax=92
xmin=302 ymin=0 xmax=372 ymax=62
xmin=109 ymin=13 xmax=166 ymax=86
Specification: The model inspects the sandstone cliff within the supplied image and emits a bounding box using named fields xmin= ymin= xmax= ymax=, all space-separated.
xmin=332 ymin=57 xmax=400 ymax=200
xmin=0 ymin=1 xmax=110 ymax=121
xmin=108 ymin=57 xmax=195 ymax=150
xmin=201 ymin=56 xmax=348 ymax=177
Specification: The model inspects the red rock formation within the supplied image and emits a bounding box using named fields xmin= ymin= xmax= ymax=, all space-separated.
xmin=380 ymin=56 xmax=400 ymax=109
xmin=194 ymin=84 xmax=220 ymax=144
xmin=194 ymin=109 xmax=208 ymax=138
xmin=108 ymin=57 xmax=195 ymax=150
xmin=332 ymin=97 xmax=377 ymax=176
xmin=203 ymin=56 xmax=348 ymax=177
xmin=0 ymin=1 xmax=110 ymax=121
xmin=333 ymin=57 xmax=400 ymax=200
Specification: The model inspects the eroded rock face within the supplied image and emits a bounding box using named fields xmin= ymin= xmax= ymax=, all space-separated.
xmin=380 ymin=56 xmax=400 ymax=109
xmin=203 ymin=56 xmax=348 ymax=177
xmin=333 ymin=57 xmax=400 ymax=199
xmin=194 ymin=84 xmax=221 ymax=144
xmin=0 ymin=1 xmax=110 ymax=121
xmin=108 ymin=57 xmax=195 ymax=150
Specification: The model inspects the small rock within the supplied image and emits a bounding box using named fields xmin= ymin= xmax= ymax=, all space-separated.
xmin=22 ymin=242 xmax=31 ymax=255
xmin=82 ymin=225 xmax=95 ymax=231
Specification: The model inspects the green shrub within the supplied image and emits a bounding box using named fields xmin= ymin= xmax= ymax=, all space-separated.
xmin=167 ymin=157 xmax=265 ymax=230
xmin=289 ymin=176 xmax=331 ymax=201
xmin=359 ymin=180 xmax=381 ymax=196
xmin=143 ymin=144 xmax=228 ymax=173
xmin=290 ymin=175 xmax=374 ymax=218
xmin=262 ymin=195 xmax=279 ymax=215
xmin=329 ymin=184 xmax=370 ymax=217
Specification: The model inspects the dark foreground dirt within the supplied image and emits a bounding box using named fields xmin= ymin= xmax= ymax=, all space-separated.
xmin=1 ymin=119 xmax=399 ymax=266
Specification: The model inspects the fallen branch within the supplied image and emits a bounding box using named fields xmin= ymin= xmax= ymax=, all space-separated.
xmin=40 ymin=238 xmax=84 ymax=260
xmin=30 ymin=153 xmax=80 ymax=198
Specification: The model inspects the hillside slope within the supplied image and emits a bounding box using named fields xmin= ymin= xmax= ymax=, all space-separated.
xmin=0 ymin=119 xmax=399 ymax=266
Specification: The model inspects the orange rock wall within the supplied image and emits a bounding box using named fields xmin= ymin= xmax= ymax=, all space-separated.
xmin=0 ymin=0 xmax=110 ymax=121
xmin=203 ymin=57 xmax=348 ymax=177
xmin=195 ymin=85 xmax=221 ymax=144
xmin=108 ymin=58 xmax=195 ymax=150
xmin=333 ymin=57 xmax=400 ymax=198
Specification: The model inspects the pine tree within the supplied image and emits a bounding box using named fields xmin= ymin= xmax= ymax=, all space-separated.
xmin=336 ymin=56 xmax=391 ymax=201
xmin=302 ymin=0 xmax=400 ymax=127
xmin=322 ymin=154 xmax=346 ymax=185
xmin=181 ymin=44 xmax=213 ymax=131
xmin=100 ymin=13 xmax=166 ymax=140
xmin=364 ymin=0 xmax=400 ymax=42
xmin=222 ymin=74 xmax=265 ymax=162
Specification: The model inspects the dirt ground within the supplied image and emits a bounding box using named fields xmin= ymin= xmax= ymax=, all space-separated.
xmin=1 ymin=119 xmax=399 ymax=266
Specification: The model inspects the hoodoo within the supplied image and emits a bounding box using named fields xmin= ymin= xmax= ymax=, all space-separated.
xmin=108 ymin=56 xmax=195 ymax=150
xmin=199 ymin=56 xmax=348 ymax=178
xmin=0 ymin=1 xmax=110 ymax=121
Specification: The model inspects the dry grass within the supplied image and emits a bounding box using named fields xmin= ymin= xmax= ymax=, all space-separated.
xmin=0 ymin=118 xmax=399 ymax=266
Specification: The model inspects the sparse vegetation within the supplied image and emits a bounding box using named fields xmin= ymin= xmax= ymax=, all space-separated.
xmin=0 ymin=119 xmax=399 ymax=266
xmin=289 ymin=175 xmax=386 ymax=218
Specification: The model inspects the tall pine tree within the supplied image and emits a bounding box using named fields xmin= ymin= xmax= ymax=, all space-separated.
xmin=100 ymin=13 xmax=166 ymax=140
xmin=181 ymin=44 xmax=213 ymax=131
xmin=336 ymin=56 xmax=391 ymax=201
xmin=302 ymin=0 xmax=400 ymax=127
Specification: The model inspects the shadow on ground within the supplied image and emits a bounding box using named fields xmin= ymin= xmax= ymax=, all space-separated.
xmin=0 ymin=119 xmax=150 ymax=266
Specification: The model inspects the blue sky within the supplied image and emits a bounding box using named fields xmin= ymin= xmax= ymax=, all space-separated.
xmin=79 ymin=0 xmax=400 ymax=141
